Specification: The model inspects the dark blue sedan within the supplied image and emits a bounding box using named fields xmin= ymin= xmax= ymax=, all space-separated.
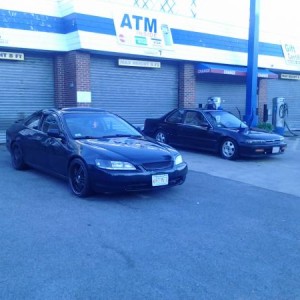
xmin=143 ymin=108 xmax=287 ymax=160
xmin=6 ymin=108 xmax=188 ymax=197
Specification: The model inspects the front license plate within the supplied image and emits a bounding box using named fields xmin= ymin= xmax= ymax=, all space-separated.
xmin=272 ymin=147 xmax=280 ymax=153
xmin=152 ymin=174 xmax=169 ymax=187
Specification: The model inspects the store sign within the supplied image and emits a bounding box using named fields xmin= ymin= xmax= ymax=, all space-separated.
xmin=280 ymin=73 xmax=300 ymax=80
xmin=282 ymin=43 xmax=300 ymax=66
xmin=0 ymin=52 xmax=24 ymax=61
xmin=0 ymin=34 xmax=9 ymax=45
xmin=113 ymin=9 xmax=173 ymax=51
xmin=118 ymin=59 xmax=161 ymax=68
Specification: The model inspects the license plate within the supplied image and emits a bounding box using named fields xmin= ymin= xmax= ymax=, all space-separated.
xmin=272 ymin=147 xmax=280 ymax=153
xmin=152 ymin=174 xmax=169 ymax=187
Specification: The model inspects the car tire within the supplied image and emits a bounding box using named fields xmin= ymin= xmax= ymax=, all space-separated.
xmin=155 ymin=130 xmax=168 ymax=144
xmin=68 ymin=158 xmax=91 ymax=197
xmin=220 ymin=138 xmax=239 ymax=160
xmin=11 ymin=144 xmax=27 ymax=170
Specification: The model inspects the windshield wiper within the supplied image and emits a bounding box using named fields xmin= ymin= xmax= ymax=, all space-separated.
xmin=74 ymin=134 xmax=143 ymax=140
xmin=74 ymin=135 xmax=102 ymax=140
xmin=101 ymin=134 xmax=142 ymax=138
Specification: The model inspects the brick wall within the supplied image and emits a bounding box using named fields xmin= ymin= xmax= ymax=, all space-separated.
xmin=258 ymin=79 xmax=268 ymax=123
xmin=178 ymin=63 xmax=196 ymax=108
xmin=54 ymin=55 xmax=66 ymax=108
xmin=54 ymin=51 xmax=91 ymax=108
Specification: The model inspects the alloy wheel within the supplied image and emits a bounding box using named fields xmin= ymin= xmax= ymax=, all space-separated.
xmin=221 ymin=139 xmax=238 ymax=160
xmin=155 ymin=131 xmax=167 ymax=143
xmin=69 ymin=159 xmax=91 ymax=197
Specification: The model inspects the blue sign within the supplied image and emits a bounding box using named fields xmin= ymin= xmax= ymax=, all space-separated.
xmin=120 ymin=14 xmax=157 ymax=33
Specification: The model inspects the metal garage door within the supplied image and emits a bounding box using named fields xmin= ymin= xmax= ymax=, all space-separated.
xmin=196 ymin=74 xmax=247 ymax=119
xmin=267 ymin=79 xmax=300 ymax=130
xmin=0 ymin=54 xmax=54 ymax=142
xmin=91 ymin=57 xmax=178 ymax=126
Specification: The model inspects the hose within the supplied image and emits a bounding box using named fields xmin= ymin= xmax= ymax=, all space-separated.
xmin=279 ymin=103 xmax=299 ymax=136
xmin=284 ymin=120 xmax=298 ymax=136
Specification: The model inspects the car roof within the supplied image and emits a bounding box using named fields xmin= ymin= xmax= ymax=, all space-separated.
xmin=41 ymin=107 xmax=108 ymax=115
xmin=61 ymin=107 xmax=106 ymax=113
xmin=177 ymin=108 xmax=223 ymax=113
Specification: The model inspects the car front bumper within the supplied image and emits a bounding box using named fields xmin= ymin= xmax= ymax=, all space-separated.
xmin=88 ymin=163 xmax=188 ymax=193
xmin=239 ymin=142 xmax=287 ymax=157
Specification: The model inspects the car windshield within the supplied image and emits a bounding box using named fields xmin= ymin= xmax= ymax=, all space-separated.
xmin=63 ymin=112 xmax=142 ymax=139
xmin=205 ymin=111 xmax=248 ymax=129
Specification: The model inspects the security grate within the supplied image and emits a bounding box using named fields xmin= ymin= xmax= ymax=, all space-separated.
xmin=134 ymin=0 xmax=154 ymax=9
xmin=160 ymin=0 xmax=175 ymax=13
xmin=191 ymin=0 xmax=197 ymax=18
xmin=132 ymin=0 xmax=198 ymax=18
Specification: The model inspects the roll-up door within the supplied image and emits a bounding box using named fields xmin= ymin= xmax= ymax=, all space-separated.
xmin=91 ymin=57 xmax=178 ymax=125
xmin=0 ymin=54 xmax=54 ymax=142
xmin=266 ymin=79 xmax=300 ymax=130
xmin=196 ymin=74 xmax=246 ymax=119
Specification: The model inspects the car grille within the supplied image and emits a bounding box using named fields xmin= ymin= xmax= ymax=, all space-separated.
xmin=265 ymin=139 xmax=282 ymax=143
xmin=125 ymin=176 xmax=185 ymax=191
xmin=142 ymin=161 xmax=173 ymax=171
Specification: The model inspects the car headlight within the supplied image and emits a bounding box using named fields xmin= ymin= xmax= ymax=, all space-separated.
xmin=175 ymin=155 xmax=183 ymax=165
xmin=244 ymin=139 xmax=267 ymax=144
xmin=95 ymin=159 xmax=136 ymax=170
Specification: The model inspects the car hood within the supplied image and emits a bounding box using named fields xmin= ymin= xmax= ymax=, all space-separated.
xmin=77 ymin=136 xmax=176 ymax=163
xmin=225 ymin=127 xmax=284 ymax=140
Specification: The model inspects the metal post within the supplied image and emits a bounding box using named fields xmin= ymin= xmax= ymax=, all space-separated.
xmin=245 ymin=0 xmax=260 ymax=127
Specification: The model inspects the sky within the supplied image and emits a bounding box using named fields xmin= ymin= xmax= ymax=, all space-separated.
xmin=196 ymin=0 xmax=300 ymax=38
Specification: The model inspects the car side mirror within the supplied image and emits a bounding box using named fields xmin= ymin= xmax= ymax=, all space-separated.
xmin=47 ymin=128 xmax=62 ymax=138
xmin=199 ymin=122 xmax=211 ymax=129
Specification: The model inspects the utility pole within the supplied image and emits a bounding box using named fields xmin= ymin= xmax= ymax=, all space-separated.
xmin=245 ymin=0 xmax=260 ymax=127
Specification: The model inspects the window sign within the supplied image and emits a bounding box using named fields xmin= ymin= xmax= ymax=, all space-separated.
xmin=77 ymin=91 xmax=91 ymax=103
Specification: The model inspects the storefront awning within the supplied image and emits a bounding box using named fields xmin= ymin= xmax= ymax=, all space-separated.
xmin=196 ymin=63 xmax=278 ymax=79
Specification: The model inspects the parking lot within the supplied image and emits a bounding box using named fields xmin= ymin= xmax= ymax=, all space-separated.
xmin=0 ymin=135 xmax=300 ymax=299
xmin=1 ymin=135 xmax=299 ymax=197
xmin=181 ymin=135 xmax=300 ymax=197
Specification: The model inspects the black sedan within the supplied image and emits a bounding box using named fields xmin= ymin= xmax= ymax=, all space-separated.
xmin=143 ymin=108 xmax=287 ymax=160
xmin=6 ymin=107 xmax=188 ymax=197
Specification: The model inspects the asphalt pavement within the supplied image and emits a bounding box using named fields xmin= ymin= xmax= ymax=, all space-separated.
xmin=0 ymin=136 xmax=300 ymax=300
xmin=180 ymin=135 xmax=300 ymax=197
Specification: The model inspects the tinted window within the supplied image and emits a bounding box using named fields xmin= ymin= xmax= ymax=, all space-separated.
xmin=166 ymin=110 xmax=184 ymax=124
xmin=205 ymin=111 xmax=247 ymax=128
xmin=184 ymin=111 xmax=207 ymax=126
xmin=64 ymin=112 xmax=140 ymax=138
xmin=25 ymin=114 xmax=42 ymax=129
xmin=41 ymin=114 xmax=59 ymax=133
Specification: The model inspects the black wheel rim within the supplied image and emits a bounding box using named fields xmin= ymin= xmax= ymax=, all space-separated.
xmin=71 ymin=164 xmax=86 ymax=194
xmin=13 ymin=146 xmax=22 ymax=167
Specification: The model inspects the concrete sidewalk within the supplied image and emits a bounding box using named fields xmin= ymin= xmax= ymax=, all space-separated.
xmin=181 ymin=135 xmax=300 ymax=198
